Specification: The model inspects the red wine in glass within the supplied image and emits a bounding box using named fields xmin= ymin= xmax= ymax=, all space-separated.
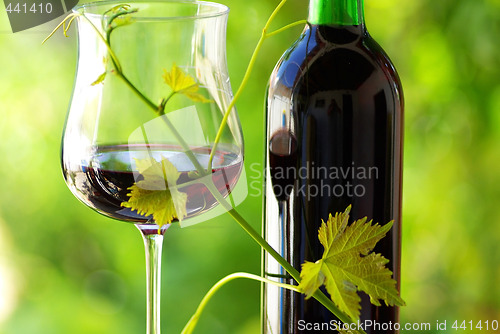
xmin=64 ymin=144 xmax=243 ymax=224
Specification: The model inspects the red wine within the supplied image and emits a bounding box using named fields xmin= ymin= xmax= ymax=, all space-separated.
xmin=63 ymin=144 xmax=243 ymax=223
xmin=263 ymin=19 xmax=403 ymax=334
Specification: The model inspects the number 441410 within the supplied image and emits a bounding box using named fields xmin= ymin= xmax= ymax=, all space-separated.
xmin=452 ymin=320 xmax=499 ymax=331
xmin=5 ymin=2 xmax=53 ymax=14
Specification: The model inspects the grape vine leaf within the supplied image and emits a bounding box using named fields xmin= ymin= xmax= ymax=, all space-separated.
xmin=91 ymin=72 xmax=107 ymax=86
xmin=104 ymin=4 xmax=138 ymax=30
xmin=105 ymin=3 xmax=132 ymax=15
xmin=121 ymin=157 xmax=187 ymax=228
xmin=108 ymin=10 xmax=137 ymax=30
xmin=298 ymin=206 xmax=405 ymax=321
xmin=162 ymin=64 xmax=211 ymax=103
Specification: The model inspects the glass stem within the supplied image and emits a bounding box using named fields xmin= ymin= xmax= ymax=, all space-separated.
xmin=138 ymin=226 xmax=165 ymax=334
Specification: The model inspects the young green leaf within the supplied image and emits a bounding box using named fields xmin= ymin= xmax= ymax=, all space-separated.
xmin=121 ymin=157 xmax=187 ymax=228
xmin=162 ymin=64 xmax=211 ymax=103
xmin=91 ymin=72 xmax=107 ymax=86
xmin=298 ymin=206 xmax=405 ymax=321
xmin=104 ymin=4 xmax=131 ymax=15
xmin=109 ymin=12 xmax=136 ymax=29
xmin=104 ymin=4 xmax=138 ymax=30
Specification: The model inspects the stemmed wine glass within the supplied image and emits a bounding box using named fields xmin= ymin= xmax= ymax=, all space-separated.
xmin=61 ymin=1 xmax=243 ymax=333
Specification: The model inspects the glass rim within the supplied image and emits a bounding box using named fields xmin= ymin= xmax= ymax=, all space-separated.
xmin=73 ymin=0 xmax=230 ymax=21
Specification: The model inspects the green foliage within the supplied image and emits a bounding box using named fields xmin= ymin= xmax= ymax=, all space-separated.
xmin=121 ymin=158 xmax=188 ymax=227
xmin=162 ymin=64 xmax=212 ymax=104
xmin=103 ymin=4 xmax=138 ymax=31
xmin=91 ymin=72 xmax=107 ymax=86
xmin=299 ymin=206 xmax=404 ymax=321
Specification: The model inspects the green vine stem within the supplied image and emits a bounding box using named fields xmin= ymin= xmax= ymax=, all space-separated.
xmin=181 ymin=272 xmax=300 ymax=334
xmin=82 ymin=14 xmax=209 ymax=176
xmin=44 ymin=2 xmax=366 ymax=333
xmin=207 ymin=0 xmax=306 ymax=170
xmin=91 ymin=7 xmax=360 ymax=329
xmin=202 ymin=180 xmax=358 ymax=329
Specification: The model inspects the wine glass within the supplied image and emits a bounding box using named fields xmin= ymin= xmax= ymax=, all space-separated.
xmin=61 ymin=1 xmax=243 ymax=333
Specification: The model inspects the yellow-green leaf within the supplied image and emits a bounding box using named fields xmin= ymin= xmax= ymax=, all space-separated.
xmin=105 ymin=4 xmax=131 ymax=15
xmin=121 ymin=157 xmax=187 ymax=227
xmin=112 ymin=14 xmax=135 ymax=28
xmin=104 ymin=4 xmax=138 ymax=29
xmin=298 ymin=206 xmax=405 ymax=322
xmin=299 ymin=260 xmax=324 ymax=298
xmin=91 ymin=72 xmax=107 ymax=86
xmin=162 ymin=64 xmax=211 ymax=103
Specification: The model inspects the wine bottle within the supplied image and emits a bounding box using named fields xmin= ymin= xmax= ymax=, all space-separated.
xmin=262 ymin=0 xmax=403 ymax=333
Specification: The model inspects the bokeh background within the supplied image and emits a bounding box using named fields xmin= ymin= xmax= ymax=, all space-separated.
xmin=1 ymin=0 xmax=499 ymax=333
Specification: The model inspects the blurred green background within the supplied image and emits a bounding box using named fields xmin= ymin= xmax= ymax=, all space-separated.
xmin=1 ymin=0 xmax=500 ymax=333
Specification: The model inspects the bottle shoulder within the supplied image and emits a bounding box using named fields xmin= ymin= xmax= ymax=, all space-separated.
xmin=269 ymin=25 xmax=402 ymax=95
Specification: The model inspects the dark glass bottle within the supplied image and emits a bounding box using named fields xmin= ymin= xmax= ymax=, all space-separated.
xmin=262 ymin=0 xmax=404 ymax=333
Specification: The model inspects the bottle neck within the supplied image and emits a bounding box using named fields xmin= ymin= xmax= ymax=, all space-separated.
xmin=308 ymin=0 xmax=364 ymax=26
